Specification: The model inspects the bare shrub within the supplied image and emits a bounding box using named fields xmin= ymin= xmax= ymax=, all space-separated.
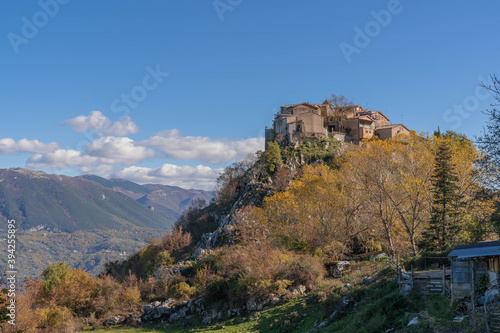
xmin=195 ymin=244 xmax=325 ymax=305
xmin=160 ymin=226 xmax=192 ymax=257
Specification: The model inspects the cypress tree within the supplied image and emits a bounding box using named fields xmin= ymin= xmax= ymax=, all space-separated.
xmin=421 ymin=141 xmax=463 ymax=251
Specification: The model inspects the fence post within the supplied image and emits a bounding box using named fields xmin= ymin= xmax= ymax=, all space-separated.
xmin=472 ymin=261 xmax=476 ymax=311
xmin=450 ymin=260 xmax=454 ymax=305
xmin=442 ymin=265 xmax=446 ymax=295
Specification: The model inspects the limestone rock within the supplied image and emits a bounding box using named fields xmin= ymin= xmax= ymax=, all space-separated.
xmin=104 ymin=315 xmax=124 ymax=326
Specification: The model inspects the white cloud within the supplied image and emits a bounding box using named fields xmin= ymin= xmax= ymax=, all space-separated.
xmin=27 ymin=149 xmax=98 ymax=169
xmin=27 ymin=136 xmax=156 ymax=169
xmin=140 ymin=129 xmax=264 ymax=164
xmin=114 ymin=164 xmax=222 ymax=190
xmin=86 ymin=136 xmax=156 ymax=165
xmin=0 ymin=138 xmax=59 ymax=154
xmin=63 ymin=111 xmax=139 ymax=136
xmin=79 ymin=164 xmax=116 ymax=178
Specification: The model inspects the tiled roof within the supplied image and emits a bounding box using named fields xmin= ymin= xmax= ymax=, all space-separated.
xmin=375 ymin=124 xmax=410 ymax=131
xmin=355 ymin=115 xmax=375 ymax=122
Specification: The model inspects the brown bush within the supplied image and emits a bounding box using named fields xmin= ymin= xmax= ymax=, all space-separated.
xmin=194 ymin=244 xmax=326 ymax=304
xmin=139 ymin=276 xmax=168 ymax=301
xmin=193 ymin=264 xmax=214 ymax=287
xmin=121 ymin=285 xmax=142 ymax=307
xmin=160 ymin=226 xmax=192 ymax=257
xmin=272 ymin=168 xmax=292 ymax=192
xmin=16 ymin=263 xmax=145 ymax=331
xmin=278 ymin=254 xmax=326 ymax=288
xmin=38 ymin=305 xmax=75 ymax=332
xmin=11 ymin=279 xmax=43 ymax=332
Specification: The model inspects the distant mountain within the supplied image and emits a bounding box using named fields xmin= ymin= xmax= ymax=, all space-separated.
xmin=79 ymin=175 xmax=215 ymax=220
xmin=78 ymin=175 xmax=152 ymax=200
xmin=0 ymin=168 xmax=175 ymax=232
xmin=138 ymin=184 xmax=215 ymax=220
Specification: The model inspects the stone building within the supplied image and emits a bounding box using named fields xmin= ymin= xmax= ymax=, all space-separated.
xmin=265 ymin=101 xmax=410 ymax=146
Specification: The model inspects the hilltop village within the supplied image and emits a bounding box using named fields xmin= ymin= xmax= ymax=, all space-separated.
xmin=265 ymin=100 xmax=410 ymax=146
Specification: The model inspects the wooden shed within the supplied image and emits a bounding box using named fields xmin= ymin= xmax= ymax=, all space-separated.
xmin=448 ymin=240 xmax=500 ymax=300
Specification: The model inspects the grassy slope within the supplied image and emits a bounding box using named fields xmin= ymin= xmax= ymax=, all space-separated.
xmin=83 ymin=263 xmax=477 ymax=333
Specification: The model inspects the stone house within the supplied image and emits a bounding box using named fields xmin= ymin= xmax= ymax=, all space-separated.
xmin=375 ymin=124 xmax=411 ymax=141
xmin=267 ymin=101 xmax=329 ymax=145
xmin=265 ymin=101 xmax=410 ymax=146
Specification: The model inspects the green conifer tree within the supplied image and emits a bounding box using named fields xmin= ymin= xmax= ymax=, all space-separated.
xmin=421 ymin=141 xmax=463 ymax=251
xmin=264 ymin=141 xmax=282 ymax=173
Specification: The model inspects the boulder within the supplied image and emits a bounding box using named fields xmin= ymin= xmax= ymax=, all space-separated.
xmin=104 ymin=315 xmax=124 ymax=326
xmin=362 ymin=276 xmax=375 ymax=284
xmin=125 ymin=315 xmax=141 ymax=326
xmin=290 ymin=285 xmax=306 ymax=296
xmin=318 ymin=321 xmax=328 ymax=329
xmin=407 ymin=316 xmax=419 ymax=326
xmin=400 ymin=283 xmax=412 ymax=295
xmin=178 ymin=307 xmax=190 ymax=318
xmin=169 ymin=313 xmax=181 ymax=322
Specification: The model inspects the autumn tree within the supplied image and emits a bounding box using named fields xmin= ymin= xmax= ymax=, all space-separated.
xmin=214 ymin=158 xmax=252 ymax=207
xmin=258 ymin=131 xmax=493 ymax=257
xmin=342 ymin=140 xmax=405 ymax=255
xmin=384 ymin=134 xmax=434 ymax=255
xmin=263 ymin=165 xmax=353 ymax=255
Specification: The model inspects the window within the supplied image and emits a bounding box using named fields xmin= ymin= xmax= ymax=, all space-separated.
xmin=365 ymin=130 xmax=368 ymax=133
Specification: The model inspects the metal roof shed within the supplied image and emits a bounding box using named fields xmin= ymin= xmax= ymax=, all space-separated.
xmin=448 ymin=240 xmax=500 ymax=300
xmin=448 ymin=240 xmax=500 ymax=259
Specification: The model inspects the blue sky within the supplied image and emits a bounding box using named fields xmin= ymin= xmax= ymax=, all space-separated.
xmin=0 ymin=0 xmax=499 ymax=189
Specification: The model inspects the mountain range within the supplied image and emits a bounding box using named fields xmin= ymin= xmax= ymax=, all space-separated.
xmin=78 ymin=174 xmax=215 ymax=221
xmin=0 ymin=168 xmax=214 ymax=278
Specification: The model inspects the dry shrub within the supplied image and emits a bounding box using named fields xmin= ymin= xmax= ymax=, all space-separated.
xmin=12 ymin=279 xmax=44 ymax=332
xmin=139 ymin=276 xmax=167 ymax=301
xmin=272 ymin=168 xmax=292 ymax=192
xmin=42 ymin=263 xmax=97 ymax=317
xmin=199 ymin=243 xmax=325 ymax=304
xmin=121 ymin=285 xmax=142 ymax=307
xmin=92 ymin=274 xmax=122 ymax=316
xmin=278 ymin=253 xmax=326 ymax=288
xmin=120 ymin=274 xmax=142 ymax=307
xmin=38 ymin=305 xmax=75 ymax=332
xmin=160 ymin=226 xmax=192 ymax=257
xmin=16 ymin=263 xmax=145 ymax=331
xmin=193 ymin=264 xmax=214 ymax=287
xmin=167 ymin=281 xmax=196 ymax=300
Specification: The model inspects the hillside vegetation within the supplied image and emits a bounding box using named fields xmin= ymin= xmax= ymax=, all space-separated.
xmin=9 ymin=132 xmax=499 ymax=332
